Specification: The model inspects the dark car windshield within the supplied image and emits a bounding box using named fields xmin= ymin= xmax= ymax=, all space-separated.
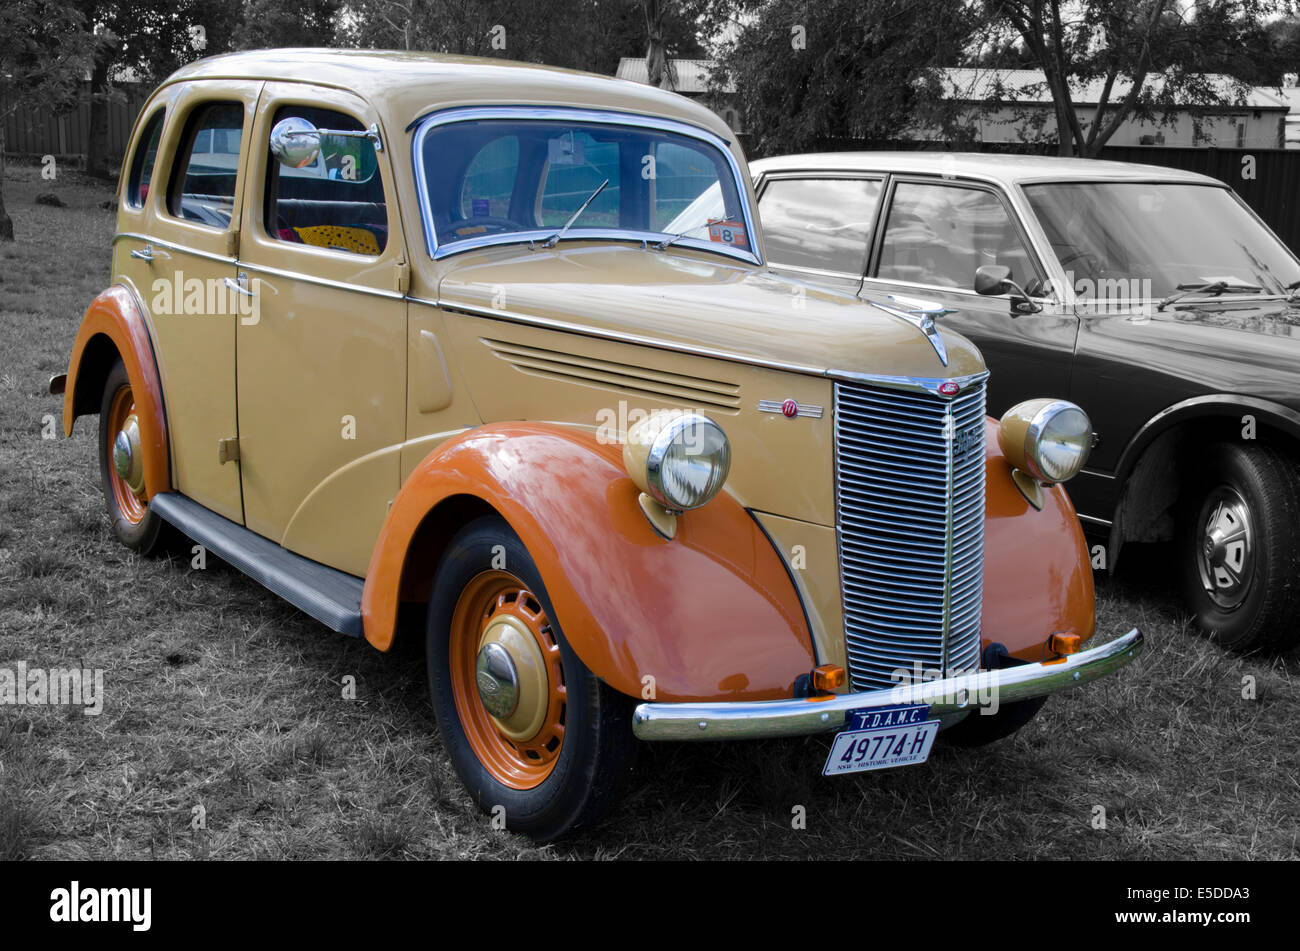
xmin=1023 ymin=181 xmax=1300 ymax=302
xmin=416 ymin=116 xmax=752 ymax=259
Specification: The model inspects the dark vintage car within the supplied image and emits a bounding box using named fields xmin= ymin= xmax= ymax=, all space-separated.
xmin=751 ymin=152 xmax=1300 ymax=652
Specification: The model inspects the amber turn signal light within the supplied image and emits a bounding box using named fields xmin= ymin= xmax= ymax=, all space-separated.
xmin=1047 ymin=632 xmax=1083 ymax=656
xmin=812 ymin=664 xmax=846 ymax=691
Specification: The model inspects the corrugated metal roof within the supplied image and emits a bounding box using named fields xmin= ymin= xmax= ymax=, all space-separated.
xmin=615 ymin=57 xmax=732 ymax=94
xmin=939 ymin=67 xmax=1288 ymax=110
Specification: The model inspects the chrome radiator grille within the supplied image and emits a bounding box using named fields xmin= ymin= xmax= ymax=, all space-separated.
xmin=833 ymin=379 xmax=987 ymax=690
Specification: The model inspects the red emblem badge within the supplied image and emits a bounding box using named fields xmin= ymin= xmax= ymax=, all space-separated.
xmin=939 ymin=381 xmax=961 ymax=396
xmin=781 ymin=399 xmax=799 ymax=418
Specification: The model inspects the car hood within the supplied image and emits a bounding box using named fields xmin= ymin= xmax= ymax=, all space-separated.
xmin=1080 ymin=297 xmax=1300 ymax=401
xmin=434 ymin=243 xmax=983 ymax=381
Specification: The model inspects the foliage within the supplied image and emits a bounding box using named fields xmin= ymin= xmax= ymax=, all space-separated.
xmin=689 ymin=0 xmax=982 ymax=156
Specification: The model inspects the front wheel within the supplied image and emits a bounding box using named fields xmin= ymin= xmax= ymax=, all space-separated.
xmin=427 ymin=516 xmax=636 ymax=840
xmin=1178 ymin=442 xmax=1300 ymax=652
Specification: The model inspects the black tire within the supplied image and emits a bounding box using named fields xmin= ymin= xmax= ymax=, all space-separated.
xmin=1178 ymin=442 xmax=1300 ymax=653
xmin=426 ymin=515 xmax=637 ymax=841
xmin=938 ymin=696 xmax=1046 ymax=748
xmin=97 ymin=359 xmax=171 ymax=555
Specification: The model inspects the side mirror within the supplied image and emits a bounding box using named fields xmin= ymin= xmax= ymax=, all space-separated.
xmin=270 ymin=116 xmax=321 ymax=169
xmin=973 ymin=264 xmax=1043 ymax=316
xmin=974 ymin=264 xmax=1013 ymax=297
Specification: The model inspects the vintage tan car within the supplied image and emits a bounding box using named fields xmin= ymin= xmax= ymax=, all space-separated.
xmin=53 ymin=49 xmax=1142 ymax=840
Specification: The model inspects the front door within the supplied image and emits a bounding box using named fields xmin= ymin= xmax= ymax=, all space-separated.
xmin=861 ymin=176 xmax=1080 ymax=415
xmin=234 ymin=83 xmax=407 ymax=577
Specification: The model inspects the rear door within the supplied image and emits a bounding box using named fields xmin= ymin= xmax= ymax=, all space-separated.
xmin=234 ymin=82 xmax=407 ymax=577
xmin=115 ymin=80 xmax=260 ymax=524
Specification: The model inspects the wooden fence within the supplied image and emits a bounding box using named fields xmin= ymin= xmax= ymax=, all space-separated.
xmin=1 ymin=84 xmax=150 ymax=168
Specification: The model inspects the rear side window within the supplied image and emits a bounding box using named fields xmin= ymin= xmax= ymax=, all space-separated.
xmin=168 ymin=101 xmax=244 ymax=228
xmin=125 ymin=110 xmax=164 ymax=209
xmin=264 ymin=105 xmax=387 ymax=255
xmin=759 ymin=177 xmax=882 ymax=275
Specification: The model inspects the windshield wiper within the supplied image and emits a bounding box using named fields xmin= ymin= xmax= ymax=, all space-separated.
xmin=1156 ymin=280 xmax=1261 ymax=311
xmin=654 ymin=221 xmax=710 ymax=252
xmin=535 ymin=179 xmax=608 ymax=249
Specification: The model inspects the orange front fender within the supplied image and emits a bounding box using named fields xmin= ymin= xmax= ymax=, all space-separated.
xmin=982 ymin=419 xmax=1096 ymax=662
xmin=63 ymin=285 xmax=171 ymax=499
xmin=363 ymin=424 xmax=816 ymax=702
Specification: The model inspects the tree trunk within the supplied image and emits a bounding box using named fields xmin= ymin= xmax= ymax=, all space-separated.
xmin=0 ymin=125 xmax=12 ymax=242
xmin=87 ymin=56 xmax=112 ymax=180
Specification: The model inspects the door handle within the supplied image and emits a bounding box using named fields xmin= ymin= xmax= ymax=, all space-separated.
xmin=223 ymin=274 xmax=255 ymax=297
xmin=129 ymin=244 xmax=159 ymax=261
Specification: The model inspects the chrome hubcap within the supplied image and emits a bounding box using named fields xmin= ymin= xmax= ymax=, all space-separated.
xmin=112 ymin=414 xmax=145 ymax=494
xmin=1194 ymin=486 xmax=1254 ymax=609
xmin=475 ymin=642 xmax=520 ymax=719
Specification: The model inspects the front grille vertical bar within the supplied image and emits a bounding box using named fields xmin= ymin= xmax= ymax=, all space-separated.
xmin=833 ymin=378 xmax=987 ymax=690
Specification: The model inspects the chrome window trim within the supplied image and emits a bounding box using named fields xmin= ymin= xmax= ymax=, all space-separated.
xmin=115 ymin=232 xmax=403 ymax=300
xmin=410 ymin=106 xmax=762 ymax=266
xmin=114 ymin=231 xmax=236 ymax=266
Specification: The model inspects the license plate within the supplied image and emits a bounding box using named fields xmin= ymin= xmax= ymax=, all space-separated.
xmin=822 ymin=704 xmax=939 ymax=776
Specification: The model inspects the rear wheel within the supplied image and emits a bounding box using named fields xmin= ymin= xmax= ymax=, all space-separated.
xmin=427 ymin=516 xmax=636 ymax=840
xmin=98 ymin=360 xmax=170 ymax=554
xmin=1178 ymin=442 xmax=1300 ymax=653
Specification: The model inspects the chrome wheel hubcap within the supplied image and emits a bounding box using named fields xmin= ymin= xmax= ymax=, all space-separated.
xmin=475 ymin=642 xmax=520 ymax=719
xmin=112 ymin=415 xmax=144 ymax=494
xmin=1195 ymin=486 xmax=1254 ymax=609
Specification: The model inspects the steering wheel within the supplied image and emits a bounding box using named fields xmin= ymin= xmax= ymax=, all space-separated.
xmin=1054 ymin=243 xmax=1102 ymax=275
xmin=442 ymin=216 xmax=527 ymax=241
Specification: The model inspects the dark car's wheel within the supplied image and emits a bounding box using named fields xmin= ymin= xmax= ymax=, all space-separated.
xmin=427 ymin=515 xmax=636 ymax=841
xmin=98 ymin=359 xmax=170 ymax=554
xmin=1178 ymin=442 xmax=1300 ymax=652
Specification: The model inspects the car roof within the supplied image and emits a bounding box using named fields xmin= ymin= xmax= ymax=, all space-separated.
xmin=749 ymin=150 xmax=1224 ymax=187
xmin=162 ymin=49 xmax=735 ymax=142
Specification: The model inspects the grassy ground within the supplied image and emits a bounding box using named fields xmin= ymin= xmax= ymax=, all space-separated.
xmin=1 ymin=164 xmax=1297 ymax=860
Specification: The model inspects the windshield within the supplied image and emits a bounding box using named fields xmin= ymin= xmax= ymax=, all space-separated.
xmin=417 ymin=116 xmax=752 ymax=258
xmin=1023 ymin=181 xmax=1300 ymax=302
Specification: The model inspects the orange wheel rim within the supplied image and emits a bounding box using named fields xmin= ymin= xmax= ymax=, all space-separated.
xmin=449 ymin=570 xmax=566 ymax=790
xmin=106 ymin=386 xmax=148 ymax=525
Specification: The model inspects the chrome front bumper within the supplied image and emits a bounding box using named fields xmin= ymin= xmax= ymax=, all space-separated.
xmin=632 ymin=628 xmax=1143 ymax=741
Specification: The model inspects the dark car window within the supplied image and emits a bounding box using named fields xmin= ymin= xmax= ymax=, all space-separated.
xmin=168 ymin=101 xmax=244 ymax=228
xmin=264 ymin=105 xmax=388 ymax=255
xmin=876 ymin=182 xmax=1034 ymax=291
xmin=759 ymin=177 xmax=881 ymax=275
xmin=126 ymin=109 xmax=164 ymax=209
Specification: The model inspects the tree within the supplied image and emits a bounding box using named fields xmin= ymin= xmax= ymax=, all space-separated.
xmin=231 ymin=0 xmax=341 ymax=50
xmin=341 ymin=0 xmax=701 ymax=76
xmin=0 ymin=0 xmax=94 ymax=240
xmin=693 ymin=0 xmax=981 ymax=156
xmin=977 ymin=0 xmax=1291 ymax=157
xmin=76 ymin=0 xmax=243 ymax=179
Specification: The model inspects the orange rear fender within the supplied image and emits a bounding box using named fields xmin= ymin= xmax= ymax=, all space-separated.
xmin=363 ymin=424 xmax=816 ymax=702
xmin=63 ymin=285 xmax=171 ymax=499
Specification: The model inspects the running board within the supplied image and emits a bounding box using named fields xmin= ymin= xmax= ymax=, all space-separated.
xmin=150 ymin=492 xmax=364 ymax=637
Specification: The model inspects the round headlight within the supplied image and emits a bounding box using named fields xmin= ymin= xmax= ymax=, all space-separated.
xmin=623 ymin=411 xmax=731 ymax=511
xmin=998 ymin=399 xmax=1092 ymax=484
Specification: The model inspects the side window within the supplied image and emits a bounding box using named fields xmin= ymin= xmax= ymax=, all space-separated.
xmin=459 ymin=135 xmax=519 ymax=221
xmin=265 ymin=105 xmax=388 ymax=255
xmin=126 ymin=109 xmax=164 ymax=209
xmin=759 ymin=177 xmax=882 ymax=274
xmin=537 ymin=132 xmax=620 ymax=228
xmin=876 ymin=182 xmax=1035 ymax=290
xmin=168 ymin=101 xmax=244 ymax=228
